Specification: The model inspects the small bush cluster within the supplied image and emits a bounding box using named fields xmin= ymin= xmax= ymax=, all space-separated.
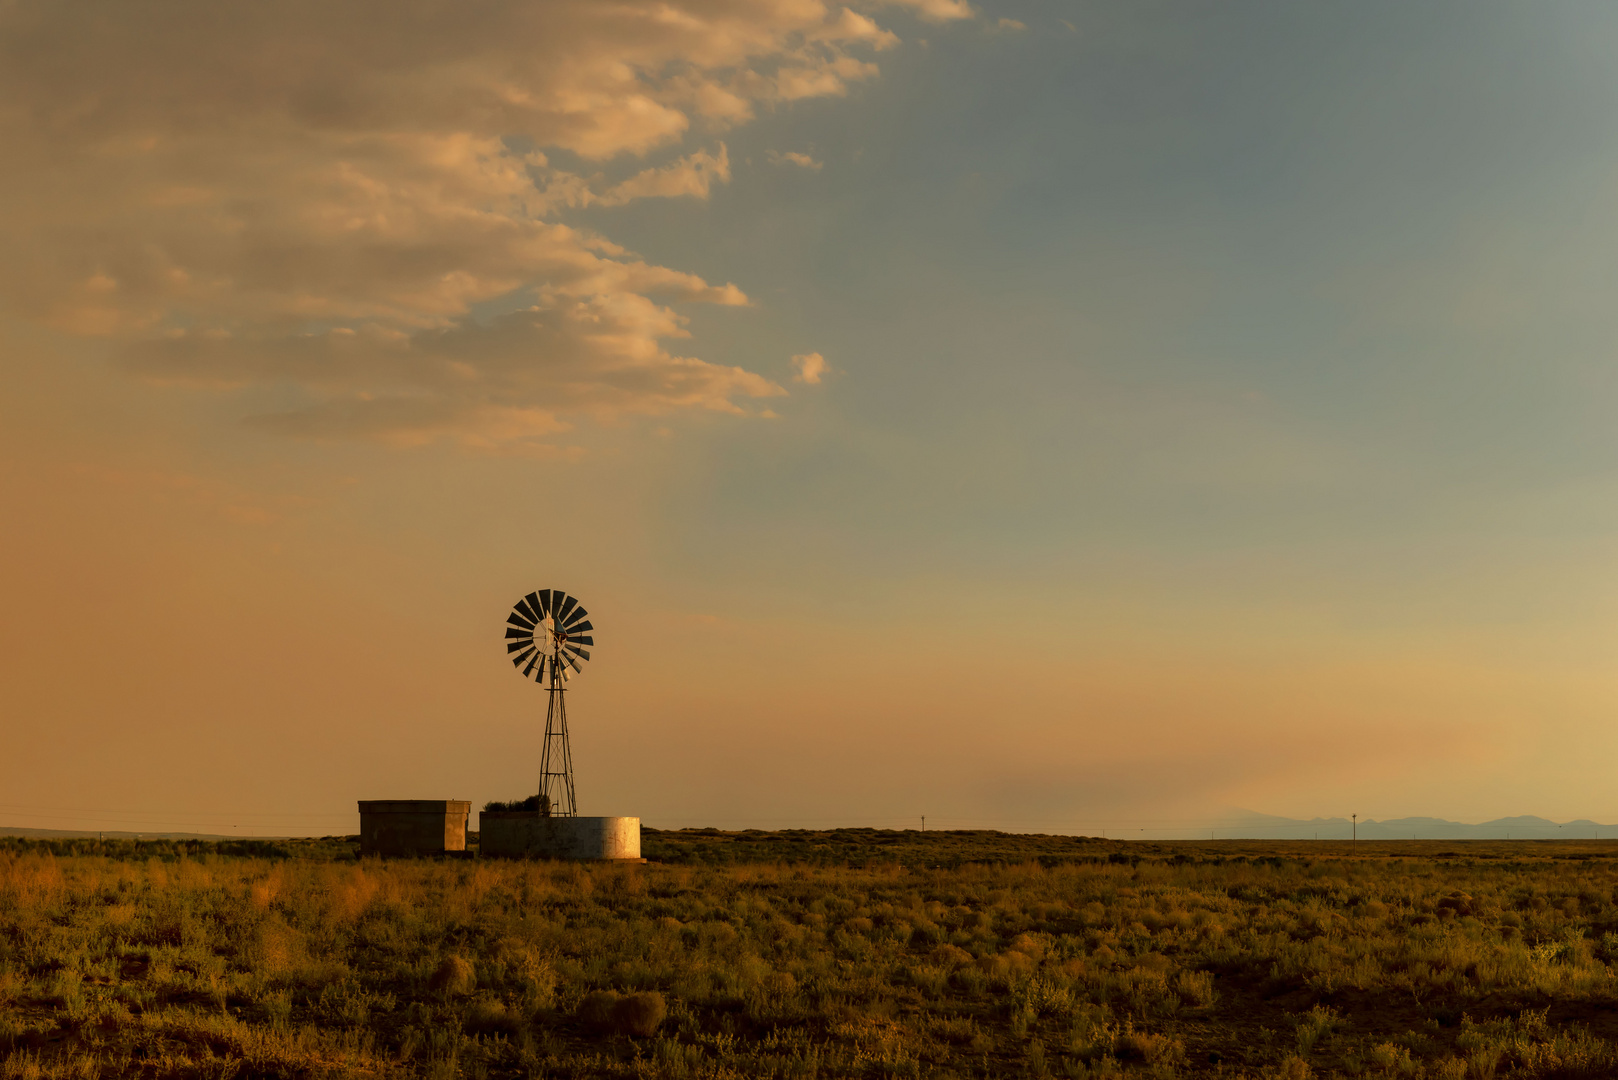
xmin=482 ymin=795 xmax=544 ymax=813
xmin=2 ymin=835 xmax=1618 ymax=1076
xmin=577 ymin=989 xmax=667 ymax=1036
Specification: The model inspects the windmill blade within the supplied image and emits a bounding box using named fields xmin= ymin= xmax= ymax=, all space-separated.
xmin=565 ymin=619 xmax=593 ymax=635
xmin=504 ymin=627 xmax=532 ymax=640
xmin=570 ymin=635 xmax=594 ymax=646
xmin=516 ymin=596 xmax=541 ymax=623
xmin=564 ymin=607 xmax=589 ymax=629
xmin=536 ymin=589 xmax=553 ymax=615
xmin=507 ymin=638 xmax=537 ymax=654
xmin=507 ymin=611 xmax=535 ymax=630
xmin=555 ymin=593 xmax=579 ymax=623
xmin=566 ymin=646 xmax=591 ymax=663
xmin=510 ymin=645 xmax=536 ymax=667
xmin=522 ymin=650 xmax=543 ymax=678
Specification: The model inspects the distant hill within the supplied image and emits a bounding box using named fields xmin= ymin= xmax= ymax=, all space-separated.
xmin=1215 ymin=811 xmax=1611 ymax=840
xmin=6 ymin=816 xmax=1608 ymax=844
xmin=0 ymin=826 xmax=285 ymax=840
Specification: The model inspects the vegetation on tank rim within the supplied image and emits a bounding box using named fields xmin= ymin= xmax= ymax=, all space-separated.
xmin=482 ymin=794 xmax=547 ymax=813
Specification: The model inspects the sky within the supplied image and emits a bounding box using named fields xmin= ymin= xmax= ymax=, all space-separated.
xmin=5 ymin=1 xmax=1618 ymax=837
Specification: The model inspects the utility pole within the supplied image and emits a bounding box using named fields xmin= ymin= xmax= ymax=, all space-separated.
xmin=1352 ymin=814 xmax=1357 ymax=855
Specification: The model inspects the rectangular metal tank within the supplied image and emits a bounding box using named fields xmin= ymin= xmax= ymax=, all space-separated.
xmin=357 ymin=800 xmax=470 ymax=856
xmin=478 ymin=814 xmax=641 ymax=859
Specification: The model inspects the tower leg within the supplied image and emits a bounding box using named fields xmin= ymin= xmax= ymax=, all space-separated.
xmin=537 ymin=654 xmax=577 ymax=816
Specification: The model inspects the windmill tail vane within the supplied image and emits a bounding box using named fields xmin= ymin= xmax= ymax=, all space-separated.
xmin=504 ymin=589 xmax=595 ymax=816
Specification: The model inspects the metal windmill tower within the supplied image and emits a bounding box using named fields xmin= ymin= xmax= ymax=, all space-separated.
xmin=504 ymin=589 xmax=595 ymax=816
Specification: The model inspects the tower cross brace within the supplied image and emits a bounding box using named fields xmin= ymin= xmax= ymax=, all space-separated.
xmin=537 ymin=642 xmax=576 ymax=816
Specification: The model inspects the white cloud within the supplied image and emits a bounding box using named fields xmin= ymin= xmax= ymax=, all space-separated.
xmin=792 ymin=352 xmax=830 ymax=385
xmin=767 ymin=150 xmax=825 ymax=171
xmin=0 ymin=0 xmax=970 ymax=450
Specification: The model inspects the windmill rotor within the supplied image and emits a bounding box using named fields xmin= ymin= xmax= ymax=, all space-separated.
xmin=505 ymin=589 xmax=595 ymax=684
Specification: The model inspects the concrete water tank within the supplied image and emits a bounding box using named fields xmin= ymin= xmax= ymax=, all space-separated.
xmin=357 ymin=800 xmax=470 ymax=856
xmin=479 ymin=813 xmax=641 ymax=859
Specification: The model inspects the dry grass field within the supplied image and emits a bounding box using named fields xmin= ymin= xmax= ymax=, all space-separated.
xmin=5 ymin=831 xmax=1618 ymax=1078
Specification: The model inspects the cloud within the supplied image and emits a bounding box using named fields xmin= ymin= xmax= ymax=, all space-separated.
xmin=597 ymin=144 xmax=732 ymax=206
xmin=811 ymin=9 xmax=901 ymax=50
xmin=0 ymin=0 xmax=970 ymax=450
xmin=886 ymin=0 xmax=977 ymax=22
xmin=127 ymin=293 xmax=786 ymax=455
xmin=792 ymin=352 xmax=830 ymax=385
xmin=994 ymin=18 xmax=1027 ymax=32
xmin=767 ymin=150 xmax=825 ymax=171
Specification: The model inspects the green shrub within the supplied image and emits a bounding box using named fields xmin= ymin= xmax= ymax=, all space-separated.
xmin=427 ymin=955 xmax=475 ymax=996
xmin=464 ymin=997 xmax=518 ymax=1036
xmin=1112 ymin=1025 xmax=1183 ymax=1066
xmin=578 ymin=989 xmax=666 ymax=1037
xmin=615 ymin=991 xmax=667 ymax=1037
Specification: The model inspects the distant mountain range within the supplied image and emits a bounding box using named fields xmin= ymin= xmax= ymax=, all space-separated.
xmin=1212 ymin=811 xmax=1612 ymax=841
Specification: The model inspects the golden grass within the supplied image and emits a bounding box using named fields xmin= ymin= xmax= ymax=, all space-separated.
xmin=5 ymin=836 xmax=1618 ymax=1076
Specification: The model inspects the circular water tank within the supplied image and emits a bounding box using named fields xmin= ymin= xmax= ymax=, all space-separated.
xmin=479 ymin=814 xmax=641 ymax=859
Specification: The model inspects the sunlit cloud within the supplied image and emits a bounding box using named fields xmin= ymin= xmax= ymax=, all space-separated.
xmin=888 ymin=0 xmax=976 ymax=22
xmin=595 ymin=145 xmax=732 ymax=206
xmin=792 ymin=352 xmax=830 ymax=385
xmin=768 ymin=150 xmax=825 ymax=171
xmin=0 ymin=0 xmax=968 ymax=450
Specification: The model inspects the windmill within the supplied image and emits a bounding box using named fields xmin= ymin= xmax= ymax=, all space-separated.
xmin=504 ymin=589 xmax=594 ymax=816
